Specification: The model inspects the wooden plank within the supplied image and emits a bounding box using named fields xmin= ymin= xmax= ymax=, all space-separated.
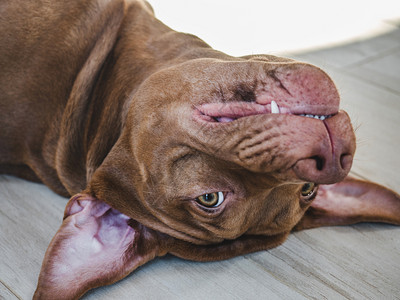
xmin=295 ymin=26 xmax=400 ymax=69
xmin=0 ymin=176 xmax=66 ymax=300
xmin=347 ymin=50 xmax=400 ymax=94
xmin=84 ymin=256 xmax=307 ymax=299
xmin=248 ymin=225 xmax=400 ymax=299
xmin=0 ymin=282 xmax=19 ymax=300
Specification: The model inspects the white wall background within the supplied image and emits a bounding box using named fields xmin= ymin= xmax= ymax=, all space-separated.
xmin=149 ymin=0 xmax=400 ymax=56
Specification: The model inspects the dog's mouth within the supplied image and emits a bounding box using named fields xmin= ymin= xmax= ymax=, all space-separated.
xmin=191 ymin=99 xmax=355 ymax=185
xmin=195 ymin=101 xmax=337 ymax=123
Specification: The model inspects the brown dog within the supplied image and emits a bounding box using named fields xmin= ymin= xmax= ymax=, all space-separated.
xmin=1 ymin=0 xmax=399 ymax=299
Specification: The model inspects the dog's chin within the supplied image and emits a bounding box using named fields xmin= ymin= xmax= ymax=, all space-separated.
xmin=167 ymin=231 xmax=291 ymax=262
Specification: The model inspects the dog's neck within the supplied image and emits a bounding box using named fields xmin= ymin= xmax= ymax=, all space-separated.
xmin=82 ymin=2 xmax=225 ymax=176
xmin=49 ymin=1 xmax=223 ymax=194
xmin=100 ymin=0 xmax=225 ymax=91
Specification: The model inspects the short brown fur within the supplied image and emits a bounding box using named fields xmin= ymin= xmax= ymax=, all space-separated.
xmin=1 ymin=1 xmax=399 ymax=299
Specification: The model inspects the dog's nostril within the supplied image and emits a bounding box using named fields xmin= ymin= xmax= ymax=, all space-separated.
xmin=340 ymin=153 xmax=353 ymax=171
xmin=311 ymin=156 xmax=325 ymax=171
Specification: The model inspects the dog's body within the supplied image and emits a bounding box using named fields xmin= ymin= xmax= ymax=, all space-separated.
xmin=1 ymin=0 xmax=399 ymax=299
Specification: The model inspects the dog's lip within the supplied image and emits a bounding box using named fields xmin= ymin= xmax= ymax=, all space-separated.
xmin=195 ymin=102 xmax=338 ymax=122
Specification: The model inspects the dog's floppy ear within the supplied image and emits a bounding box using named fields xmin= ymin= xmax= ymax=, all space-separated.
xmin=34 ymin=194 xmax=169 ymax=300
xmin=294 ymin=176 xmax=400 ymax=230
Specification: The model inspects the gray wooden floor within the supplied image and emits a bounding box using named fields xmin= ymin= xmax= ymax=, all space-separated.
xmin=1 ymin=18 xmax=400 ymax=300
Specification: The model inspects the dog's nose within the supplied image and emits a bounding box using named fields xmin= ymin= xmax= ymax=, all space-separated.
xmin=293 ymin=153 xmax=353 ymax=184
xmin=293 ymin=112 xmax=356 ymax=184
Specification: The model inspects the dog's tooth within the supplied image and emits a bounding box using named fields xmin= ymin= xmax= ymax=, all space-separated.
xmin=271 ymin=100 xmax=280 ymax=114
xmin=298 ymin=113 xmax=332 ymax=120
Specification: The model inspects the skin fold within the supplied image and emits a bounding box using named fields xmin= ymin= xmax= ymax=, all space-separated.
xmin=0 ymin=0 xmax=399 ymax=299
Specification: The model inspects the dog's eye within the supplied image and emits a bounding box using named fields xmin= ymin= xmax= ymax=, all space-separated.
xmin=196 ymin=192 xmax=224 ymax=208
xmin=300 ymin=182 xmax=317 ymax=199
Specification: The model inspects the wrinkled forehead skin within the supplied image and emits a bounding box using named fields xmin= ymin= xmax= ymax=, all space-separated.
xmin=89 ymin=55 xmax=356 ymax=245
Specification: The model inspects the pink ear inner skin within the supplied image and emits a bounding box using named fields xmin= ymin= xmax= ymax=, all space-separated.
xmin=34 ymin=195 xmax=142 ymax=300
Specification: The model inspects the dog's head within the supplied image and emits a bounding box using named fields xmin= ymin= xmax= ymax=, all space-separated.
xmin=35 ymin=56 xmax=397 ymax=299
xmin=34 ymin=11 xmax=400 ymax=300
xmin=88 ymin=56 xmax=356 ymax=244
